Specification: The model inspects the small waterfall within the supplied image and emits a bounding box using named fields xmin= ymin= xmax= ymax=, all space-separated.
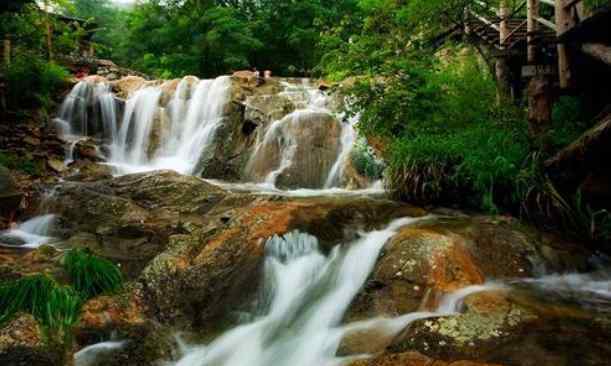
xmin=246 ymin=81 xmax=358 ymax=189
xmin=324 ymin=113 xmax=358 ymax=188
xmin=74 ymin=341 xmax=126 ymax=366
xmin=112 ymin=86 xmax=164 ymax=169
xmin=0 ymin=214 xmax=56 ymax=249
xmin=58 ymin=75 xmax=232 ymax=176
xmin=171 ymin=217 xmax=431 ymax=366
xmin=55 ymin=81 xmax=93 ymax=136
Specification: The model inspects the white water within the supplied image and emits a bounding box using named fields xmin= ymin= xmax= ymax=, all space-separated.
xmin=517 ymin=272 xmax=611 ymax=300
xmin=169 ymin=216 xmax=498 ymax=366
xmin=246 ymin=81 xmax=359 ymax=189
xmin=0 ymin=214 xmax=56 ymax=249
xmin=58 ymin=76 xmax=232 ymax=176
xmin=74 ymin=340 xmax=126 ymax=366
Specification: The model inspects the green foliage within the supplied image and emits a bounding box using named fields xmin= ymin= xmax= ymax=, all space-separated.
xmin=2 ymin=52 xmax=69 ymax=110
xmin=63 ymin=248 xmax=123 ymax=299
xmin=41 ymin=286 xmax=82 ymax=343
xmin=0 ymin=250 xmax=123 ymax=348
xmin=0 ymin=151 xmax=45 ymax=176
xmin=350 ymin=140 xmax=385 ymax=180
xmin=0 ymin=274 xmax=55 ymax=325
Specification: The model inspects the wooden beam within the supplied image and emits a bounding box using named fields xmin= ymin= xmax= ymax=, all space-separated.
xmin=583 ymin=43 xmax=611 ymax=65
xmin=556 ymin=0 xmax=576 ymax=89
xmin=527 ymin=0 xmax=540 ymax=63
xmin=535 ymin=16 xmax=557 ymax=30
xmin=540 ymin=0 xmax=555 ymax=6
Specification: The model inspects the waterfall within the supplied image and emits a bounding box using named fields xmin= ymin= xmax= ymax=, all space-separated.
xmin=57 ymin=76 xmax=232 ymax=176
xmin=246 ymin=81 xmax=358 ymax=189
xmin=74 ymin=341 xmax=126 ymax=366
xmin=0 ymin=214 xmax=56 ymax=249
xmin=324 ymin=113 xmax=358 ymax=188
xmin=171 ymin=217 xmax=439 ymax=366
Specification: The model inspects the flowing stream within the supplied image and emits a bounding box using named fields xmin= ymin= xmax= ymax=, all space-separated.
xmin=48 ymin=74 xmax=611 ymax=365
xmin=169 ymin=217 xmax=501 ymax=366
xmin=0 ymin=214 xmax=56 ymax=249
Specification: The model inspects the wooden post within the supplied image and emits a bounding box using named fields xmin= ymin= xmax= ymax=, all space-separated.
xmin=3 ymin=39 xmax=11 ymax=66
xmin=556 ymin=0 xmax=576 ymax=89
xmin=527 ymin=0 xmax=539 ymax=64
xmin=44 ymin=0 xmax=54 ymax=61
xmin=496 ymin=1 xmax=512 ymax=103
xmin=88 ymin=43 xmax=95 ymax=58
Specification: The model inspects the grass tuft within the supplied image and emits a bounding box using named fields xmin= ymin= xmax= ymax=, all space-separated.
xmin=63 ymin=249 xmax=123 ymax=299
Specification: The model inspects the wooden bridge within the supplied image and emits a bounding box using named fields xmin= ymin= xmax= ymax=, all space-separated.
xmin=462 ymin=0 xmax=611 ymax=137
xmin=464 ymin=0 xmax=610 ymax=100
xmin=463 ymin=0 xmax=611 ymax=205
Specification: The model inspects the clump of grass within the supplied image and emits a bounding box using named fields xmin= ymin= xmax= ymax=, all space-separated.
xmin=0 ymin=274 xmax=55 ymax=325
xmin=41 ymin=286 xmax=83 ymax=343
xmin=63 ymin=249 xmax=123 ymax=299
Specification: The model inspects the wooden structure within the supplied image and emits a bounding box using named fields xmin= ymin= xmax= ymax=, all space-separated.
xmin=464 ymin=0 xmax=611 ymax=136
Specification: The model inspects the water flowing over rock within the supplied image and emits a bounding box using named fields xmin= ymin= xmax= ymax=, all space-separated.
xmin=54 ymin=75 xmax=370 ymax=189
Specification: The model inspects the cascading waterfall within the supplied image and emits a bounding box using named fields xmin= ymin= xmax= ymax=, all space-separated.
xmin=0 ymin=214 xmax=56 ymax=249
xmin=57 ymin=76 xmax=232 ymax=176
xmin=246 ymin=81 xmax=359 ymax=189
xmin=170 ymin=216 xmax=487 ymax=366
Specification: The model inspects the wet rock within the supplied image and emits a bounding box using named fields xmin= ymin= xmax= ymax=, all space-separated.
xmin=66 ymin=162 xmax=113 ymax=182
xmin=140 ymin=194 xmax=425 ymax=327
xmin=348 ymin=351 xmax=503 ymax=366
xmin=0 ymin=165 xmax=22 ymax=215
xmin=44 ymin=171 xmax=227 ymax=277
xmin=47 ymin=159 xmax=67 ymax=173
xmin=347 ymin=216 xmax=590 ymax=322
xmin=0 ymin=314 xmax=62 ymax=366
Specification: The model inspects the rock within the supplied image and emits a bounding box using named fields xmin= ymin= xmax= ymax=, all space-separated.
xmin=44 ymin=170 xmax=227 ymax=277
xmin=348 ymin=351 xmax=503 ymax=366
xmin=140 ymin=192 xmax=424 ymax=326
xmin=23 ymin=136 xmax=40 ymax=146
xmin=74 ymin=139 xmax=102 ymax=161
xmin=0 ymin=314 xmax=62 ymax=365
xmin=47 ymin=159 xmax=66 ymax=173
xmin=388 ymin=288 xmax=611 ymax=366
xmin=347 ymin=215 xmax=590 ymax=322
xmin=0 ymin=165 xmax=22 ymax=215
xmin=66 ymin=162 xmax=113 ymax=182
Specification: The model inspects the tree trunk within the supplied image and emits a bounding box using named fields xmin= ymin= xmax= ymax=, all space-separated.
xmin=545 ymin=109 xmax=611 ymax=194
xmin=527 ymin=76 xmax=553 ymax=141
xmin=3 ymin=39 xmax=10 ymax=66
xmin=44 ymin=0 xmax=53 ymax=61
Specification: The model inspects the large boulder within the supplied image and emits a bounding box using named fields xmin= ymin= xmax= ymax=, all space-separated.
xmin=139 ymin=193 xmax=425 ymax=327
xmin=0 ymin=165 xmax=22 ymax=216
xmin=347 ymin=215 xmax=590 ymax=322
xmin=44 ymin=170 xmax=226 ymax=277
xmin=0 ymin=314 xmax=63 ymax=366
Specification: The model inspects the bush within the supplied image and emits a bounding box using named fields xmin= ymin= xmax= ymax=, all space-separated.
xmin=0 ymin=151 xmax=45 ymax=176
xmin=2 ymin=52 xmax=69 ymax=110
xmin=63 ymin=249 xmax=123 ymax=299
xmin=351 ymin=140 xmax=385 ymax=180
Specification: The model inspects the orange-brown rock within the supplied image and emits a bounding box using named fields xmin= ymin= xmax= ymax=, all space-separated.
xmin=348 ymin=351 xmax=503 ymax=366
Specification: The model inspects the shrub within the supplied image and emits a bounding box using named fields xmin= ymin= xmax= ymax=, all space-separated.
xmin=2 ymin=52 xmax=69 ymax=110
xmin=0 ymin=151 xmax=45 ymax=176
xmin=351 ymin=141 xmax=385 ymax=180
xmin=63 ymin=249 xmax=123 ymax=299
